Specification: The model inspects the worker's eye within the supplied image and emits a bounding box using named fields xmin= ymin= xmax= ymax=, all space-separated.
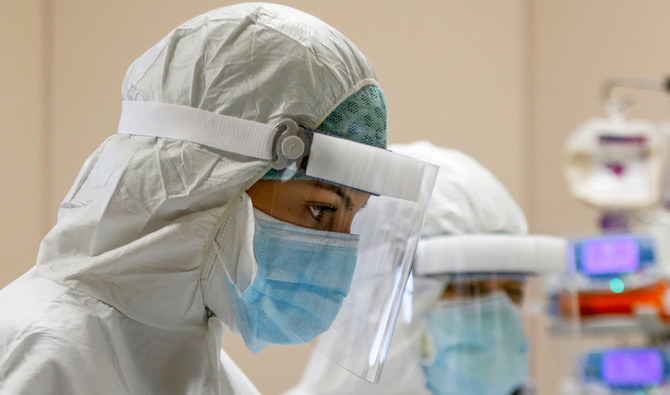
xmin=308 ymin=205 xmax=337 ymax=220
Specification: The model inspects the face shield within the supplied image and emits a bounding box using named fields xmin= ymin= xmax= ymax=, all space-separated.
xmin=117 ymin=101 xmax=438 ymax=382
xmin=412 ymin=234 xmax=567 ymax=395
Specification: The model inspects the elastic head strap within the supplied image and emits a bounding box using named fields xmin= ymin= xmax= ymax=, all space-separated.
xmin=414 ymin=234 xmax=567 ymax=275
xmin=118 ymin=101 xmax=436 ymax=202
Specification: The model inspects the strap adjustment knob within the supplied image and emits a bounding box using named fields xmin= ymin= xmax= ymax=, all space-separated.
xmin=271 ymin=119 xmax=311 ymax=169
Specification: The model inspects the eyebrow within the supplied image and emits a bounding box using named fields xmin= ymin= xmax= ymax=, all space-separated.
xmin=315 ymin=182 xmax=354 ymax=210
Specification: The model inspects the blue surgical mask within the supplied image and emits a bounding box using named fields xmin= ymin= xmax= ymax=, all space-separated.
xmin=422 ymin=292 xmax=529 ymax=395
xmin=227 ymin=209 xmax=359 ymax=352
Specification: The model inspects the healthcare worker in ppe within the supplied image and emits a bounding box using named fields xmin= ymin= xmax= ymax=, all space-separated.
xmin=0 ymin=4 xmax=437 ymax=394
xmin=286 ymin=141 xmax=566 ymax=395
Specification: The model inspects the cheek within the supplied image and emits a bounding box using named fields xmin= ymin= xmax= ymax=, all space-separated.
xmin=331 ymin=216 xmax=353 ymax=234
xmin=331 ymin=208 xmax=363 ymax=234
xmin=272 ymin=202 xmax=309 ymax=224
xmin=248 ymin=191 xmax=303 ymax=224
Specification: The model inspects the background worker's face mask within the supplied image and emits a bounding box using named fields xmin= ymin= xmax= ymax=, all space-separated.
xmin=422 ymin=291 xmax=529 ymax=395
xmin=411 ymin=234 xmax=568 ymax=394
xmin=227 ymin=209 xmax=359 ymax=352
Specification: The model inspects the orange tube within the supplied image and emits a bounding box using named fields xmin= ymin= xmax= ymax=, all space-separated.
xmin=559 ymin=280 xmax=669 ymax=320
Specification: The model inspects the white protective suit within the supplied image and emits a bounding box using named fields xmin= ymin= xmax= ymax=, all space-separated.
xmin=285 ymin=141 xmax=528 ymax=395
xmin=0 ymin=3 xmax=383 ymax=394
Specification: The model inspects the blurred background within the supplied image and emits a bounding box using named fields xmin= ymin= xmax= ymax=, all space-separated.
xmin=3 ymin=1 xmax=670 ymax=393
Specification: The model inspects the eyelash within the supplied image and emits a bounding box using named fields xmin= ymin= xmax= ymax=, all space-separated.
xmin=308 ymin=205 xmax=337 ymax=220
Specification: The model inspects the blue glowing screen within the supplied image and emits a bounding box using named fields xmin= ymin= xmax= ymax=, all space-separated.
xmin=602 ymin=349 xmax=663 ymax=386
xmin=581 ymin=237 xmax=639 ymax=275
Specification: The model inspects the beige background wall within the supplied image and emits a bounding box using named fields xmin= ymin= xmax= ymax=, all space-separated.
xmin=531 ymin=0 xmax=670 ymax=234
xmin=1 ymin=0 xmax=44 ymax=288
xmin=3 ymin=1 xmax=670 ymax=394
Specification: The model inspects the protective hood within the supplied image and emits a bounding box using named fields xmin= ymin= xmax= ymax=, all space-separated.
xmin=122 ymin=2 xmax=378 ymax=129
xmin=36 ymin=2 xmax=380 ymax=334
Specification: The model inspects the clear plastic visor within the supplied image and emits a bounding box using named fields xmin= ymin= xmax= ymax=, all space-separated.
xmin=241 ymin=157 xmax=438 ymax=382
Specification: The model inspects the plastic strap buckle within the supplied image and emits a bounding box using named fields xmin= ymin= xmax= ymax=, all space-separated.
xmin=271 ymin=119 xmax=312 ymax=170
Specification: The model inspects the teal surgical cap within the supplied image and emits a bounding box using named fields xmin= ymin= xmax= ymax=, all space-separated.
xmin=262 ymin=85 xmax=387 ymax=180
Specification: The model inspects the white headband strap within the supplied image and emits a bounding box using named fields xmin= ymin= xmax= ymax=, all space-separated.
xmin=117 ymin=101 xmax=435 ymax=202
xmin=118 ymin=101 xmax=276 ymax=160
xmin=414 ymin=234 xmax=567 ymax=275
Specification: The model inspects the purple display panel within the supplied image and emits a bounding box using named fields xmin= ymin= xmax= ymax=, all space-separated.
xmin=581 ymin=237 xmax=639 ymax=275
xmin=602 ymin=349 xmax=664 ymax=386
